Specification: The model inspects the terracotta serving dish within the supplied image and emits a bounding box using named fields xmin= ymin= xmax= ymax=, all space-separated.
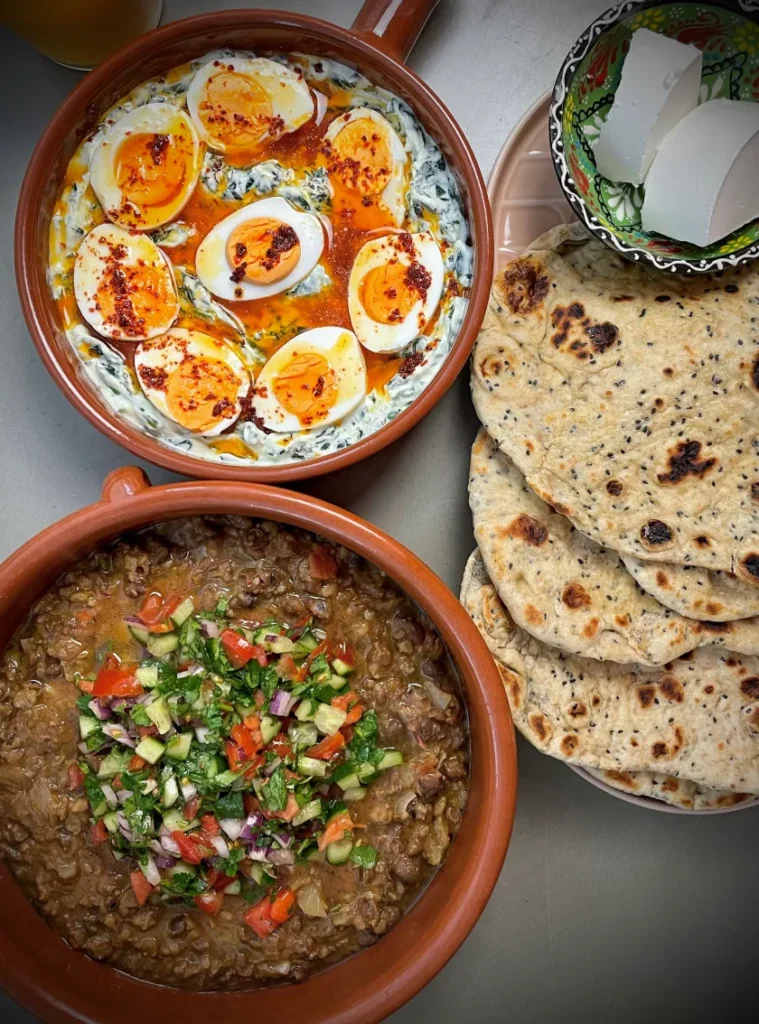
xmin=15 ymin=0 xmax=493 ymax=482
xmin=0 ymin=467 xmax=517 ymax=1024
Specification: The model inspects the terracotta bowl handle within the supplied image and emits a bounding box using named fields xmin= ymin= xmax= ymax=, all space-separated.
xmin=351 ymin=0 xmax=440 ymax=64
xmin=101 ymin=466 xmax=152 ymax=503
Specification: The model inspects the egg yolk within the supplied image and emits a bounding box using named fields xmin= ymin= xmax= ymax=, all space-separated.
xmin=95 ymin=256 xmax=176 ymax=337
xmin=360 ymin=260 xmax=420 ymax=324
xmin=329 ymin=117 xmax=392 ymax=196
xmin=116 ymin=132 xmax=190 ymax=209
xmin=271 ymin=351 xmax=337 ymax=425
xmin=227 ymin=218 xmax=301 ymax=284
xmin=166 ymin=356 xmax=241 ymax=431
xmin=199 ymin=71 xmax=274 ymax=149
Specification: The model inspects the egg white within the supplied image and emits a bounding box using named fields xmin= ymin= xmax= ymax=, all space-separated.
xmin=187 ymin=56 xmax=313 ymax=153
xmin=252 ymin=326 xmax=367 ymax=433
xmin=324 ymin=107 xmax=407 ymax=225
xmin=134 ymin=328 xmax=250 ymax=436
xmin=195 ymin=195 xmax=325 ymax=301
xmin=73 ymin=223 xmax=179 ymax=341
xmin=90 ymin=103 xmax=201 ymax=231
xmin=348 ymin=231 xmax=444 ymax=354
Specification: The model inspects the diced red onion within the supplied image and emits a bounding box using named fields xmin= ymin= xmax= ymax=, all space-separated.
xmin=422 ymin=679 xmax=452 ymax=710
xmin=272 ymin=831 xmax=292 ymax=850
xmin=77 ymin=742 xmax=88 ymax=754
xmin=149 ymin=840 xmax=166 ymax=857
xmin=160 ymin=834 xmax=182 ymax=857
xmin=194 ymin=726 xmax=211 ymax=745
xmin=209 ymin=835 xmax=230 ymax=858
xmin=317 ymin=783 xmax=330 ymax=797
xmin=247 ymin=810 xmax=264 ymax=829
xmin=88 ymin=699 xmax=112 ymax=721
xmin=135 ymin=692 xmax=157 ymax=706
xmin=177 ymin=664 xmax=203 ymax=678
xmin=101 ymin=784 xmax=118 ymax=810
xmin=154 ymin=855 xmax=176 ymax=870
xmin=267 ymin=847 xmax=295 ymax=866
xmin=141 ymin=853 xmax=161 ymax=887
xmin=116 ymin=811 xmax=133 ymax=843
xmin=264 ymin=756 xmax=282 ymax=777
xmin=219 ymin=818 xmax=246 ymax=841
xmin=142 ymin=778 xmax=158 ymax=795
xmin=180 ymin=779 xmax=197 ymax=803
xmin=247 ymin=844 xmax=270 ymax=863
xmin=123 ymin=615 xmax=144 ymax=627
xmin=200 ymin=619 xmax=220 ymax=638
xmin=269 ymin=690 xmax=297 ymax=717
xmin=116 ymin=789 xmax=134 ymax=805
xmin=314 ymin=89 xmax=328 ymax=125
xmin=102 ymin=722 xmax=136 ymax=747
xmin=312 ymin=628 xmax=327 ymax=641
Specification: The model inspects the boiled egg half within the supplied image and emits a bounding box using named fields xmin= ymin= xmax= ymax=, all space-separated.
xmin=74 ymin=223 xmax=179 ymax=341
xmin=134 ymin=328 xmax=250 ymax=435
xmin=324 ymin=107 xmax=407 ymax=225
xmin=195 ymin=195 xmax=324 ymax=301
xmin=187 ymin=56 xmax=313 ymax=154
xmin=348 ymin=232 xmax=444 ymax=353
xmin=251 ymin=326 xmax=366 ymax=433
xmin=90 ymin=103 xmax=201 ymax=231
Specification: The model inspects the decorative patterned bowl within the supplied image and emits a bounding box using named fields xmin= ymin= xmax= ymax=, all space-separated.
xmin=549 ymin=0 xmax=759 ymax=274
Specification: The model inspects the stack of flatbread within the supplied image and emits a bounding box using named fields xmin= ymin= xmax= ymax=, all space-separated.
xmin=463 ymin=223 xmax=759 ymax=810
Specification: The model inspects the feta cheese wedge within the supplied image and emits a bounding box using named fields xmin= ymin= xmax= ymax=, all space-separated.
xmin=641 ymin=99 xmax=759 ymax=246
xmin=593 ymin=27 xmax=702 ymax=185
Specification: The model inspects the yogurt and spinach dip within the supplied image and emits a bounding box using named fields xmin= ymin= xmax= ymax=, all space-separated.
xmin=48 ymin=50 xmax=473 ymax=467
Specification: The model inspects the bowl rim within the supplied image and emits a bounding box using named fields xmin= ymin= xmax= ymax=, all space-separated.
xmin=14 ymin=7 xmax=493 ymax=482
xmin=0 ymin=467 xmax=517 ymax=1024
xmin=548 ymin=0 xmax=759 ymax=274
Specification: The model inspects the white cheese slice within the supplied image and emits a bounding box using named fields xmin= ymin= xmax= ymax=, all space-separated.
xmin=641 ymin=99 xmax=759 ymax=246
xmin=593 ymin=27 xmax=702 ymax=185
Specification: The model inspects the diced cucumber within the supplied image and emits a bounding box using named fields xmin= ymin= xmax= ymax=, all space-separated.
xmin=295 ymin=633 xmax=319 ymax=653
xmin=235 ymin=703 xmax=258 ymax=720
xmin=161 ymin=775 xmax=179 ymax=808
xmin=328 ymin=674 xmax=349 ymax=690
xmin=146 ymin=696 xmax=172 ymax=735
xmin=128 ymin=623 xmax=151 ymax=645
xmin=146 ymin=634 xmax=179 ymax=660
xmin=342 ymin=786 xmax=367 ymax=802
xmin=305 ymin=846 xmax=325 ymax=863
xmin=79 ymin=715 xmax=100 ymax=740
xmin=214 ymin=769 xmax=244 ymax=788
xmin=165 ymin=733 xmax=192 ymax=761
xmin=206 ymin=754 xmax=225 ymax=779
xmin=378 ymin=750 xmax=404 ymax=771
xmin=331 ymin=657 xmax=354 ymax=677
xmin=97 ymin=750 xmax=130 ymax=779
xmin=325 ymin=838 xmax=353 ymax=865
xmin=103 ymin=810 xmax=120 ymax=834
xmin=288 ymin=721 xmax=318 ymax=747
xmin=260 ymin=714 xmax=281 ymax=745
xmin=291 ymin=798 xmax=323 ymax=828
xmin=135 ymin=736 xmax=165 ymax=764
xmin=90 ymin=795 xmax=107 ymax=818
xmin=333 ymin=766 xmax=360 ymax=791
xmin=253 ymin=628 xmax=273 ymax=650
xmin=295 ymin=698 xmax=318 ymax=722
xmin=162 ymin=809 xmax=196 ymax=833
xmin=270 ymin=635 xmax=295 ymax=654
xmin=170 ymin=596 xmax=195 ymax=627
xmin=297 ymin=755 xmax=328 ymax=778
xmin=135 ymin=663 xmax=159 ymax=688
xmin=225 ymin=879 xmax=241 ymax=895
xmin=356 ymin=761 xmax=378 ymax=784
xmin=314 ymin=703 xmax=347 ymax=737
xmin=164 ymin=861 xmax=196 ymax=880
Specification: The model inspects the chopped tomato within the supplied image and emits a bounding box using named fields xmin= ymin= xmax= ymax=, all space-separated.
xmin=92 ymin=666 xmax=143 ymax=698
xmin=341 ymin=725 xmax=354 ymax=745
xmin=137 ymin=593 xmax=165 ymax=626
xmin=270 ymin=734 xmax=292 ymax=758
xmin=254 ymin=689 xmax=265 ymax=707
xmin=91 ymin=819 xmax=109 ymax=845
xmin=231 ymin=723 xmax=261 ymax=759
xmin=331 ymin=692 xmax=363 ymax=725
xmin=77 ymin=678 xmax=95 ymax=695
xmin=112 ymin=774 xmax=123 ymax=791
xmin=225 ymin=740 xmax=243 ymax=772
xmin=270 ymin=887 xmax=296 ymax=924
xmin=194 ymin=890 xmax=224 ymax=916
xmin=243 ymin=793 xmax=261 ymax=816
xmin=318 ymin=811 xmax=357 ymax=852
xmin=271 ymin=792 xmax=300 ymax=822
xmin=161 ymin=594 xmax=182 ymax=620
xmin=243 ymin=713 xmax=261 ymax=731
xmin=308 ymin=545 xmax=338 ymax=580
xmin=130 ymin=871 xmax=154 ymax=907
xmin=278 ymin=654 xmax=302 ymax=681
xmin=306 ymin=731 xmax=346 ymax=761
xmin=128 ymin=754 xmax=147 ymax=772
xmin=243 ymin=754 xmax=265 ymax=780
xmin=244 ymin=897 xmax=276 ymax=938
xmin=172 ymin=830 xmax=215 ymax=865
xmin=220 ymin=629 xmax=267 ymax=669
xmin=184 ymin=796 xmax=200 ymax=821
xmin=68 ymin=764 xmax=85 ymax=790
xmin=200 ymin=814 xmax=220 ymax=837
xmin=332 ymin=640 xmax=356 ymax=668
xmin=137 ymin=724 xmax=158 ymax=738
xmin=343 ymin=704 xmax=363 ymax=726
xmin=306 ymin=640 xmax=329 ymax=667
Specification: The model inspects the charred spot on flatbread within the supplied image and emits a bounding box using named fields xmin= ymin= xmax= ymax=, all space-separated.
xmin=658 ymin=677 xmax=685 ymax=703
xmin=656 ymin=440 xmax=717 ymax=486
xmin=752 ymin=354 xmax=759 ymax=392
xmin=743 ymin=703 xmax=759 ymax=735
xmin=582 ymin=617 xmax=599 ymax=638
xmin=637 ymin=684 xmax=656 ymax=709
xmin=605 ymin=769 xmax=636 ymax=788
xmin=606 ymin=479 xmax=623 ymax=496
xmin=497 ymin=664 xmax=524 ymax=711
xmin=560 ymin=734 xmax=579 ymax=756
xmin=502 ymin=256 xmax=549 ymax=315
xmin=640 ymin=519 xmax=673 ymax=548
xmin=651 ymin=726 xmax=684 ymax=759
xmin=561 ymin=582 xmax=591 ymax=610
xmin=740 ymin=677 xmax=759 ymax=700
xmin=550 ymin=303 xmax=619 ymax=359
xmin=698 ymin=620 xmax=730 ymax=634
xmin=528 ymin=711 xmax=552 ymax=744
xmin=503 ymin=513 xmax=548 ymax=546
xmin=478 ymin=352 xmax=509 ymax=378
xmin=565 ymin=701 xmax=588 ymax=720
xmin=655 ymin=570 xmax=670 ymax=589
xmin=738 ymin=553 xmax=759 ymax=584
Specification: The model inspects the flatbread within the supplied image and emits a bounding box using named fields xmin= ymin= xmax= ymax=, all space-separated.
xmin=582 ymin=768 xmax=753 ymax=812
xmin=460 ymin=549 xmax=759 ymax=794
xmin=469 ymin=429 xmax=759 ymax=664
xmin=621 ymin=555 xmax=759 ymax=622
xmin=471 ymin=223 xmax=759 ymax=581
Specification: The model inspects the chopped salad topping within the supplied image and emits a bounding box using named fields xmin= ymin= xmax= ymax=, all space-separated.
xmin=73 ymin=592 xmax=399 ymax=932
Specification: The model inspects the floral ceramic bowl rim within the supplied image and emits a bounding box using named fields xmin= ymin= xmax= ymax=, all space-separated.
xmin=549 ymin=0 xmax=759 ymax=274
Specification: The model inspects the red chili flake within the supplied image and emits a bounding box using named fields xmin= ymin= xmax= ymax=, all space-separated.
xmin=234 ymin=242 xmax=247 ymax=261
xmin=240 ymin=398 xmax=273 ymax=434
xmin=398 ymin=352 xmax=424 ymax=378
xmin=138 ymin=365 xmax=169 ymax=390
xmin=361 ymin=196 xmax=373 ymax=207
xmin=148 ymin=134 xmax=170 ymax=164
xmin=230 ymin=263 xmax=248 ymax=283
xmin=312 ymin=375 xmax=325 ymax=398
xmin=404 ymin=260 xmax=432 ymax=300
xmin=212 ymin=397 xmax=235 ymax=418
xmin=396 ymin=233 xmax=416 ymax=256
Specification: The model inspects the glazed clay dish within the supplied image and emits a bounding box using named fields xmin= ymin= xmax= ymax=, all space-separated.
xmin=15 ymin=1 xmax=493 ymax=482
xmin=0 ymin=468 xmax=516 ymax=1024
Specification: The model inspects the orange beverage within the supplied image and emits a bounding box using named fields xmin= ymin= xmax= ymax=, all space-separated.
xmin=1 ymin=0 xmax=163 ymax=70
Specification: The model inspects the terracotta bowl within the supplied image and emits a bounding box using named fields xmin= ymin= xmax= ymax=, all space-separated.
xmin=15 ymin=2 xmax=493 ymax=482
xmin=0 ymin=467 xmax=517 ymax=1024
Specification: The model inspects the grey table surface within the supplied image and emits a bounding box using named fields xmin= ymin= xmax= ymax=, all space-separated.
xmin=1 ymin=1 xmax=757 ymax=1021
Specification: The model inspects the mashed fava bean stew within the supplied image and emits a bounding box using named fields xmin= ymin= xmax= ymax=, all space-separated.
xmin=0 ymin=518 xmax=468 ymax=989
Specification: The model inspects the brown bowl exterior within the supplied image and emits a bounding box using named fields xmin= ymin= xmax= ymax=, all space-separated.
xmin=15 ymin=9 xmax=493 ymax=483
xmin=0 ymin=468 xmax=517 ymax=1024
